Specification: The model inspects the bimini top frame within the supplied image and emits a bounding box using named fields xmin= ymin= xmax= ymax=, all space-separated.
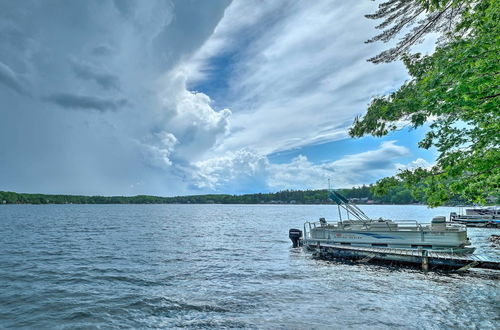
xmin=328 ymin=188 xmax=370 ymax=223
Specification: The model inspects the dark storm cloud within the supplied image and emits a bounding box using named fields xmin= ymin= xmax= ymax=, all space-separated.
xmin=46 ymin=93 xmax=127 ymax=112
xmin=0 ymin=0 xmax=232 ymax=196
xmin=113 ymin=0 xmax=136 ymax=18
xmin=91 ymin=45 xmax=115 ymax=56
xmin=71 ymin=59 xmax=120 ymax=90
xmin=0 ymin=22 xmax=31 ymax=53
xmin=0 ymin=61 xmax=27 ymax=95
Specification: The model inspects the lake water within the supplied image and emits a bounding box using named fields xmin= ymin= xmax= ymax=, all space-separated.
xmin=0 ymin=204 xmax=498 ymax=329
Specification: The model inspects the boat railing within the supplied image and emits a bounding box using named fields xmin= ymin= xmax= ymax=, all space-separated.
xmin=305 ymin=219 xmax=421 ymax=231
xmin=391 ymin=220 xmax=424 ymax=231
xmin=444 ymin=222 xmax=467 ymax=230
xmin=304 ymin=219 xmax=466 ymax=233
xmin=452 ymin=214 xmax=496 ymax=220
xmin=391 ymin=220 xmax=466 ymax=231
xmin=452 ymin=205 xmax=499 ymax=217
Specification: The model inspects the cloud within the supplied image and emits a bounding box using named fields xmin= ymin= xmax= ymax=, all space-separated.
xmin=329 ymin=141 xmax=409 ymax=169
xmin=0 ymin=0 xmax=237 ymax=195
xmin=396 ymin=158 xmax=433 ymax=171
xmin=186 ymin=0 xmax=412 ymax=156
xmin=192 ymin=141 xmax=414 ymax=193
xmin=46 ymin=93 xmax=127 ymax=112
xmin=269 ymin=141 xmax=410 ymax=190
xmin=139 ymin=131 xmax=178 ymax=169
xmin=91 ymin=44 xmax=115 ymax=57
xmin=0 ymin=0 xmax=435 ymax=196
xmin=113 ymin=0 xmax=136 ymax=18
xmin=160 ymin=70 xmax=231 ymax=162
xmin=71 ymin=58 xmax=120 ymax=90
xmin=193 ymin=149 xmax=269 ymax=191
xmin=0 ymin=61 xmax=27 ymax=95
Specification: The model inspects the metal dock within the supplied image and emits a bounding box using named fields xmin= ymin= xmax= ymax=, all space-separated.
xmin=304 ymin=240 xmax=500 ymax=271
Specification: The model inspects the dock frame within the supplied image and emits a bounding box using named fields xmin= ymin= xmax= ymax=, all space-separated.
xmin=304 ymin=240 xmax=500 ymax=271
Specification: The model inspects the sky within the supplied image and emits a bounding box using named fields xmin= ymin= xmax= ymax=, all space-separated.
xmin=0 ymin=0 xmax=437 ymax=196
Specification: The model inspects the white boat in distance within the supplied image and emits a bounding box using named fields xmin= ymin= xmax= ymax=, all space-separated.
xmin=295 ymin=189 xmax=474 ymax=254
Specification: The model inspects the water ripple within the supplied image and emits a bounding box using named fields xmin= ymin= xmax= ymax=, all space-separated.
xmin=0 ymin=204 xmax=498 ymax=329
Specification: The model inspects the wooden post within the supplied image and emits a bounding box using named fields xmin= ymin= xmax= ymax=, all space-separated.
xmin=422 ymin=250 xmax=429 ymax=271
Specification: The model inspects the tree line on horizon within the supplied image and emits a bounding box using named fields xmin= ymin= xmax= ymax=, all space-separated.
xmin=0 ymin=185 xmax=474 ymax=205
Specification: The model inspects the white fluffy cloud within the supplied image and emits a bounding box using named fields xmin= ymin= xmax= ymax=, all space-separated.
xmin=193 ymin=149 xmax=269 ymax=191
xmin=396 ymin=158 xmax=433 ymax=171
xmin=156 ymin=70 xmax=231 ymax=163
xmin=179 ymin=0 xmax=439 ymax=193
xmin=187 ymin=0 xmax=410 ymax=156
xmin=192 ymin=141 xmax=421 ymax=193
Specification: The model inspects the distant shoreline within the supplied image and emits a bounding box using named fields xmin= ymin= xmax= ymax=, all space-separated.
xmin=1 ymin=202 xmax=427 ymax=206
xmin=0 ymin=189 xmax=474 ymax=206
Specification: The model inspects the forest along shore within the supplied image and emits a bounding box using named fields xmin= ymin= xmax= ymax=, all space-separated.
xmin=0 ymin=185 xmax=478 ymax=205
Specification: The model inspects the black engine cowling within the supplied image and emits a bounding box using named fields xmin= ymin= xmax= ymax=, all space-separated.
xmin=289 ymin=228 xmax=302 ymax=248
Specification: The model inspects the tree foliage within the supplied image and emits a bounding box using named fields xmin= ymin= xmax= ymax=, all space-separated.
xmin=352 ymin=0 xmax=499 ymax=206
xmin=366 ymin=0 xmax=475 ymax=63
xmin=0 ymin=185 xmax=424 ymax=205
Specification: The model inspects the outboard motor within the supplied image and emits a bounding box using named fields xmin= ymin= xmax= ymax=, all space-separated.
xmin=289 ymin=228 xmax=302 ymax=248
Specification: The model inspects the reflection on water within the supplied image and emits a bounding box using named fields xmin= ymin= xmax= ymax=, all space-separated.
xmin=0 ymin=204 xmax=498 ymax=329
